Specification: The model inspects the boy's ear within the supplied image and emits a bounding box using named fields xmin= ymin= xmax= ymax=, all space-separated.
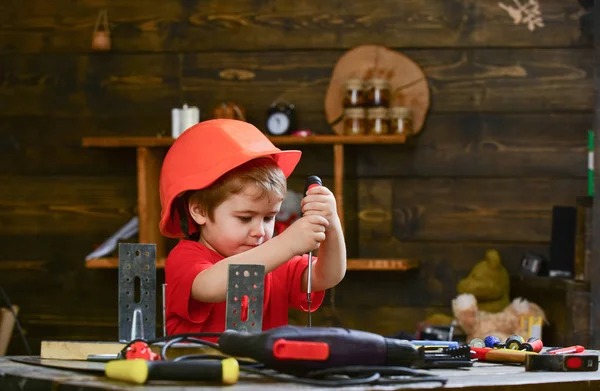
xmin=188 ymin=200 xmax=207 ymax=226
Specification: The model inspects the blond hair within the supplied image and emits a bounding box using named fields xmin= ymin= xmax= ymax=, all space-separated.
xmin=188 ymin=157 xmax=287 ymax=221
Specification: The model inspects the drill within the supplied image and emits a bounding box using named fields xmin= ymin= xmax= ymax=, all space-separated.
xmin=218 ymin=325 xmax=422 ymax=376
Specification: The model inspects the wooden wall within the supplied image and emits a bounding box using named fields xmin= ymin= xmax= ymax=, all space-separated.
xmin=0 ymin=0 xmax=593 ymax=353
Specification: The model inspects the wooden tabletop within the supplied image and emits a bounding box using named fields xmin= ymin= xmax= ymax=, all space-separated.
xmin=1 ymin=356 xmax=600 ymax=391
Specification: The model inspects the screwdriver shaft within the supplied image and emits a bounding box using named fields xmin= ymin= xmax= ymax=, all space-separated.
xmin=307 ymin=251 xmax=313 ymax=327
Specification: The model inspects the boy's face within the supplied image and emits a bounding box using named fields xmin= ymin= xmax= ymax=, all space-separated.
xmin=194 ymin=185 xmax=283 ymax=257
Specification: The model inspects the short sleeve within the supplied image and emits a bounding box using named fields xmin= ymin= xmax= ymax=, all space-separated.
xmin=165 ymin=244 xmax=215 ymax=324
xmin=288 ymin=254 xmax=326 ymax=311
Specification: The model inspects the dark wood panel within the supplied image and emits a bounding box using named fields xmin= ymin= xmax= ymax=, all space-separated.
xmin=0 ymin=49 xmax=593 ymax=118
xmin=0 ymin=54 xmax=181 ymax=117
xmin=0 ymin=117 xmax=334 ymax=176
xmin=359 ymin=178 xmax=586 ymax=242
xmin=356 ymin=113 xmax=591 ymax=178
xmin=180 ymin=48 xmax=595 ymax=117
xmin=2 ymin=113 xmax=589 ymax=178
xmin=0 ymin=176 xmax=137 ymax=235
xmin=0 ymin=0 xmax=586 ymax=53
xmin=342 ymin=240 xmax=547 ymax=307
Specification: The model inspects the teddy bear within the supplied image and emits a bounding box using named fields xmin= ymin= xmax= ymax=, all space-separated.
xmin=420 ymin=249 xmax=511 ymax=327
xmin=456 ymin=249 xmax=510 ymax=313
xmin=452 ymin=293 xmax=547 ymax=342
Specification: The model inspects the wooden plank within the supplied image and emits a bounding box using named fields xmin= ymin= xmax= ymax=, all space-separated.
xmin=359 ymin=178 xmax=585 ymax=243
xmin=84 ymin=257 xmax=419 ymax=271
xmin=2 ymin=113 xmax=588 ymax=177
xmin=0 ymin=176 xmax=137 ymax=235
xmin=0 ymin=306 xmax=18 ymax=356
xmin=181 ymin=49 xmax=594 ymax=122
xmin=590 ymin=0 xmax=600 ymax=350
xmin=0 ymin=49 xmax=593 ymax=118
xmin=137 ymin=147 xmax=166 ymax=259
xmin=357 ymin=113 xmax=592 ymax=178
xmin=82 ymin=135 xmax=408 ymax=147
xmin=333 ymin=144 xmax=345 ymax=229
xmin=0 ymin=54 xmax=180 ymax=117
xmin=40 ymin=340 xmax=219 ymax=361
xmin=0 ymin=0 xmax=585 ymax=53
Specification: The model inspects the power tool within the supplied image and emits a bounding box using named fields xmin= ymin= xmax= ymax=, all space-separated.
xmin=217 ymin=325 xmax=422 ymax=375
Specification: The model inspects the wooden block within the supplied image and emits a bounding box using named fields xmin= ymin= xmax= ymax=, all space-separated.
xmin=41 ymin=340 xmax=220 ymax=361
xmin=0 ymin=306 xmax=18 ymax=356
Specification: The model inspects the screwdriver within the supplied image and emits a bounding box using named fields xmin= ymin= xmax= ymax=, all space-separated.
xmin=303 ymin=175 xmax=322 ymax=328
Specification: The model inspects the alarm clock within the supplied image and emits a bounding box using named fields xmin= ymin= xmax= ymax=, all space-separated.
xmin=266 ymin=101 xmax=296 ymax=136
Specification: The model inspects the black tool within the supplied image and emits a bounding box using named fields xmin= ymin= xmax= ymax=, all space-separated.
xmin=303 ymin=175 xmax=322 ymax=327
xmin=218 ymin=325 xmax=422 ymax=376
xmin=526 ymin=354 xmax=599 ymax=372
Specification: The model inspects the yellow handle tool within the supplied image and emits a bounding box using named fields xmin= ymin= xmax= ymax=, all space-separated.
xmin=105 ymin=358 xmax=239 ymax=385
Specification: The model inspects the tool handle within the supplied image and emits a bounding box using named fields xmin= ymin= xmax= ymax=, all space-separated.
xmin=105 ymin=358 xmax=239 ymax=385
xmin=303 ymin=175 xmax=322 ymax=201
xmin=548 ymin=345 xmax=585 ymax=355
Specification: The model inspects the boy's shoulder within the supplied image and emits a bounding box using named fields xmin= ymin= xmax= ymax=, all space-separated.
xmin=167 ymin=240 xmax=222 ymax=266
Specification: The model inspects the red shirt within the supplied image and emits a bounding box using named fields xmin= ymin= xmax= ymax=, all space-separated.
xmin=165 ymin=240 xmax=325 ymax=336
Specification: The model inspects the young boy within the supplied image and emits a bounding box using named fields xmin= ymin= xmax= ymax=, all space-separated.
xmin=159 ymin=119 xmax=347 ymax=336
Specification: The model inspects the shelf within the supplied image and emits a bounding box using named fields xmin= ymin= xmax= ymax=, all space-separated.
xmin=82 ymin=134 xmax=407 ymax=148
xmin=85 ymin=257 xmax=420 ymax=271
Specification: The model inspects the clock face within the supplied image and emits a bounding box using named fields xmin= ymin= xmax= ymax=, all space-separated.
xmin=267 ymin=112 xmax=290 ymax=135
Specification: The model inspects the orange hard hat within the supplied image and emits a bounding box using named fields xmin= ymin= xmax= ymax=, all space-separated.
xmin=159 ymin=119 xmax=301 ymax=238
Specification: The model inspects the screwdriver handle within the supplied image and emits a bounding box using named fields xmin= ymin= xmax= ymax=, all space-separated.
xmin=105 ymin=358 xmax=239 ymax=385
xmin=303 ymin=175 xmax=322 ymax=203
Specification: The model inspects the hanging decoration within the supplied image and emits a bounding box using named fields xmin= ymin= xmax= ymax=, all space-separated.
xmin=91 ymin=9 xmax=111 ymax=51
xmin=498 ymin=0 xmax=545 ymax=32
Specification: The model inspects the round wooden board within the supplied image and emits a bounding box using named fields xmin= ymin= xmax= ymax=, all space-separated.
xmin=325 ymin=45 xmax=430 ymax=136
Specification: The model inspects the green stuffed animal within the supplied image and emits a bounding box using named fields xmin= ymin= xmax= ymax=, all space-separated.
xmin=456 ymin=249 xmax=510 ymax=313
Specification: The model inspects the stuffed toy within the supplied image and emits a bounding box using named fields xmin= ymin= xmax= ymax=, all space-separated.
xmin=456 ymin=249 xmax=510 ymax=313
xmin=452 ymin=293 xmax=547 ymax=342
xmin=420 ymin=249 xmax=512 ymax=329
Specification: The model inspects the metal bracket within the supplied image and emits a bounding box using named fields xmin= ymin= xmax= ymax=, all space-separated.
xmin=225 ymin=264 xmax=265 ymax=333
xmin=118 ymin=243 xmax=156 ymax=342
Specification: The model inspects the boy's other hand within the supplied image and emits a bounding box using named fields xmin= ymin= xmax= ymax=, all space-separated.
xmin=301 ymin=186 xmax=340 ymax=231
xmin=281 ymin=215 xmax=328 ymax=256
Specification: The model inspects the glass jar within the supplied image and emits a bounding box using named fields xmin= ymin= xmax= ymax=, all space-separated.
xmin=343 ymin=108 xmax=366 ymax=135
xmin=343 ymin=78 xmax=365 ymax=108
xmin=389 ymin=106 xmax=413 ymax=136
xmin=365 ymin=78 xmax=390 ymax=107
xmin=367 ymin=107 xmax=389 ymax=135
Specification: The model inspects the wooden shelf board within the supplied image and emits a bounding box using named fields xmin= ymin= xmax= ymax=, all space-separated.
xmin=85 ymin=257 xmax=419 ymax=271
xmin=82 ymin=135 xmax=406 ymax=148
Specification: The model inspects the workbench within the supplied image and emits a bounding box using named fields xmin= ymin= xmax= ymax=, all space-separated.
xmin=1 ymin=356 xmax=600 ymax=391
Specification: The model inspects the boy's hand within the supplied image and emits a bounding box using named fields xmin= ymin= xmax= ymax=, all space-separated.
xmin=301 ymin=186 xmax=340 ymax=231
xmin=280 ymin=215 xmax=328 ymax=256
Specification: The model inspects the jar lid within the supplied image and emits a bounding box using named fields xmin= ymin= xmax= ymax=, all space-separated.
xmin=344 ymin=107 xmax=366 ymax=118
xmin=344 ymin=78 xmax=364 ymax=90
xmin=366 ymin=107 xmax=388 ymax=118
xmin=366 ymin=78 xmax=390 ymax=89
xmin=389 ymin=106 xmax=412 ymax=118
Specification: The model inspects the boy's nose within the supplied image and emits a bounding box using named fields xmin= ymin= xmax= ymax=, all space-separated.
xmin=250 ymin=221 xmax=265 ymax=237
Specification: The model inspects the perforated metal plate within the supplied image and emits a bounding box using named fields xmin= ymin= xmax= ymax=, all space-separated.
xmin=225 ymin=264 xmax=265 ymax=333
xmin=118 ymin=243 xmax=156 ymax=342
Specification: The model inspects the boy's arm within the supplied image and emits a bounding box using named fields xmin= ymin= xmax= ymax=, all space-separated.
xmin=191 ymin=214 xmax=328 ymax=303
xmin=302 ymin=215 xmax=347 ymax=293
